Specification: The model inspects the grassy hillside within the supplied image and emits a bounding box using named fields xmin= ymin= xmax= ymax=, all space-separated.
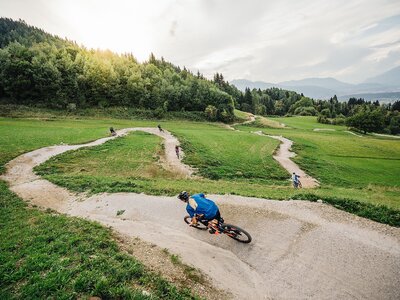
xmin=238 ymin=116 xmax=400 ymax=188
xmin=169 ymin=123 xmax=287 ymax=180
xmin=233 ymin=109 xmax=251 ymax=121
xmin=1 ymin=117 xmax=399 ymax=226
xmin=0 ymin=119 xmax=200 ymax=299
xmin=38 ymin=131 xmax=175 ymax=179
xmin=46 ymin=122 xmax=288 ymax=182
xmin=0 ymin=117 xmax=155 ymax=173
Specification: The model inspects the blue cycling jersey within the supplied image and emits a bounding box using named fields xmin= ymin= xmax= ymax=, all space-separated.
xmin=186 ymin=193 xmax=218 ymax=220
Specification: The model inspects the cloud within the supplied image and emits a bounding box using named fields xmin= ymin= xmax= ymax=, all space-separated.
xmin=150 ymin=0 xmax=400 ymax=83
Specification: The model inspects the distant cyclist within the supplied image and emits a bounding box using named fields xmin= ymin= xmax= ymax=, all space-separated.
xmin=157 ymin=124 xmax=164 ymax=132
xmin=175 ymin=145 xmax=180 ymax=159
xmin=292 ymin=172 xmax=302 ymax=188
xmin=109 ymin=127 xmax=117 ymax=136
xmin=178 ymin=191 xmax=222 ymax=234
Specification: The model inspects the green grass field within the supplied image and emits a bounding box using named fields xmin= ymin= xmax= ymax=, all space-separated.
xmin=37 ymin=131 xmax=175 ymax=179
xmin=0 ymin=118 xmax=200 ymax=299
xmin=238 ymin=116 xmax=400 ymax=188
xmin=168 ymin=123 xmax=287 ymax=180
xmin=1 ymin=115 xmax=399 ymax=297
xmin=2 ymin=116 xmax=399 ymax=212
xmin=0 ymin=117 xmax=156 ymax=173
xmin=0 ymin=182 xmax=198 ymax=299
xmin=36 ymin=121 xmax=287 ymax=182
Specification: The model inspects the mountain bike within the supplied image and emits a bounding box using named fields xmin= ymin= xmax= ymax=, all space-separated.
xmin=184 ymin=215 xmax=252 ymax=243
xmin=293 ymin=180 xmax=302 ymax=188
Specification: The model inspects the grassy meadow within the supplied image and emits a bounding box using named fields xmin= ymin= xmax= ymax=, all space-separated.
xmin=169 ymin=123 xmax=288 ymax=181
xmin=37 ymin=131 xmax=175 ymax=179
xmin=1 ymin=114 xmax=399 ymax=297
xmin=1 ymin=116 xmax=399 ymax=217
xmin=0 ymin=117 xmax=155 ymax=173
xmin=0 ymin=118 xmax=201 ymax=299
xmin=238 ymin=116 xmax=400 ymax=189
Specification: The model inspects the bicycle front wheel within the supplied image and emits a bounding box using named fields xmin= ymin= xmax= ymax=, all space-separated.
xmin=221 ymin=224 xmax=252 ymax=243
xmin=184 ymin=215 xmax=208 ymax=230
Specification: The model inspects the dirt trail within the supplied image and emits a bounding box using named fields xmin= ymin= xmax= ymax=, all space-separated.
xmin=2 ymin=129 xmax=400 ymax=299
xmin=228 ymin=116 xmax=318 ymax=188
xmin=119 ymin=128 xmax=196 ymax=177
xmin=242 ymin=114 xmax=256 ymax=124
xmin=345 ymin=130 xmax=363 ymax=137
xmin=254 ymin=131 xmax=319 ymax=188
xmin=225 ymin=113 xmax=256 ymax=130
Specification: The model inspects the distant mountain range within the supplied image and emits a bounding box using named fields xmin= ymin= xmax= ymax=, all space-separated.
xmin=231 ymin=66 xmax=400 ymax=102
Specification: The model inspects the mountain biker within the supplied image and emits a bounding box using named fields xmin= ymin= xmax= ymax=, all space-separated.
xmin=178 ymin=191 xmax=222 ymax=233
xmin=109 ymin=127 xmax=117 ymax=136
xmin=175 ymin=145 xmax=180 ymax=159
xmin=292 ymin=172 xmax=301 ymax=188
xmin=157 ymin=124 xmax=164 ymax=132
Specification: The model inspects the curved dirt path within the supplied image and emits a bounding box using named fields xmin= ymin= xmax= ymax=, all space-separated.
xmin=2 ymin=129 xmax=400 ymax=299
xmin=242 ymin=114 xmax=256 ymax=124
xmin=228 ymin=116 xmax=318 ymax=188
xmin=254 ymin=131 xmax=319 ymax=188
xmin=345 ymin=130 xmax=363 ymax=138
xmin=2 ymin=127 xmax=194 ymax=185
xmin=224 ymin=113 xmax=256 ymax=130
xmin=119 ymin=128 xmax=196 ymax=177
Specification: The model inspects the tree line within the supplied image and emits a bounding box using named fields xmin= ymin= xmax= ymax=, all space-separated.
xmin=315 ymin=96 xmax=399 ymax=135
xmin=0 ymin=18 xmax=237 ymax=122
xmin=234 ymin=85 xmax=400 ymax=134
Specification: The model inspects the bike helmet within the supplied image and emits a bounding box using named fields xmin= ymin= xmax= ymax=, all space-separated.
xmin=178 ymin=191 xmax=189 ymax=201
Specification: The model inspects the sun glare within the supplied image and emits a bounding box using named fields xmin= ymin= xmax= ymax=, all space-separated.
xmin=44 ymin=0 xmax=171 ymax=61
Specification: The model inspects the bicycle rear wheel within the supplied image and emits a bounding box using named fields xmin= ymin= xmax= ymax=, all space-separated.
xmin=184 ymin=215 xmax=208 ymax=230
xmin=221 ymin=224 xmax=252 ymax=243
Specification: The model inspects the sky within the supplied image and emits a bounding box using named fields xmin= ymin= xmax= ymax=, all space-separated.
xmin=1 ymin=0 xmax=400 ymax=84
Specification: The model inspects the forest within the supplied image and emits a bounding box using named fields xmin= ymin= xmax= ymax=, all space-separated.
xmin=0 ymin=18 xmax=237 ymax=122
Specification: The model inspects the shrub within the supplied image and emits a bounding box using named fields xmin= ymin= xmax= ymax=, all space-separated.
xmin=153 ymin=107 xmax=165 ymax=119
xmin=204 ymin=105 xmax=217 ymax=121
xmin=320 ymin=108 xmax=331 ymax=118
xmin=67 ymin=103 xmax=77 ymax=111
xmin=295 ymin=106 xmax=316 ymax=116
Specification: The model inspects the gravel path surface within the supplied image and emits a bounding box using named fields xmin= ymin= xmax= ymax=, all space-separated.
xmin=2 ymin=128 xmax=399 ymax=299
